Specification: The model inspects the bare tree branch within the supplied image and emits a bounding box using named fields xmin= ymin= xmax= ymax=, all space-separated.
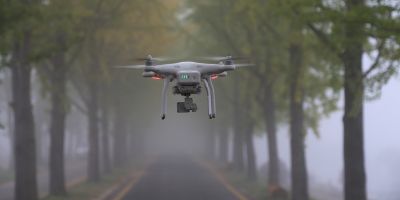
xmin=363 ymin=39 xmax=386 ymax=78
xmin=307 ymin=22 xmax=341 ymax=57
xmin=69 ymin=96 xmax=87 ymax=114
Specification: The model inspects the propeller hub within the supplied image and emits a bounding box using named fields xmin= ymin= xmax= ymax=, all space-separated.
xmin=145 ymin=59 xmax=153 ymax=66
xmin=224 ymin=59 xmax=233 ymax=65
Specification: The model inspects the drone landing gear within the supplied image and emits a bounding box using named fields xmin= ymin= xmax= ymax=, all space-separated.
xmin=177 ymin=97 xmax=197 ymax=113
xmin=161 ymin=78 xmax=170 ymax=120
xmin=203 ymin=78 xmax=216 ymax=119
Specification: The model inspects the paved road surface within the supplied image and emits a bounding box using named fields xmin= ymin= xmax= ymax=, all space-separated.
xmin=121 ymin=156 xmax=240 ymax=200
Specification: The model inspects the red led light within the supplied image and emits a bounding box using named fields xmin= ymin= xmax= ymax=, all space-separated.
xmin=211 ymin=75 xmax=218 ymax=80
xmin=152 ymin=76 xmax=161 ymax=80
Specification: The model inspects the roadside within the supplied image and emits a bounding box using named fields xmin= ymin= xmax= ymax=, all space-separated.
xmin=209 ymin=162 xmax=328 ymax=200
xmin=41 ymin=159 xmax=151 ymax=200
xmin=200 ymin=161 xmax=267 ymax=200
xmin=0 ymin=158 xmax=86 ymax=200
xmin=41 ymin=167 xmax=138 ymax=200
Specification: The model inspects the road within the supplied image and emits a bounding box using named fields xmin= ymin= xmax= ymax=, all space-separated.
xmin=119 ymin=156 xmax=243 ymax=200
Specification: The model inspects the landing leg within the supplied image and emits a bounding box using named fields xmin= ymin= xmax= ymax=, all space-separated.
xmin=161 ymin=78 xmax=170 ymax=120
xmin=205 ymin=77 xmax=216 ymax=118
xmin=202 ymin=79 xmax=213 ymax=118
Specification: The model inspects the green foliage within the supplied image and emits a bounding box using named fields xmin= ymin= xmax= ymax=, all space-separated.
xmin=0 ymin=0 xmax=5 ymax=35
xmin=0 ymin=1 xmax=45 ymax=62
xmin=1 ymin=0 xmax=398 ymax=137
xmin=185 ymin=0 xmax=345 ymax=137
xmin=302 ymin=0 xmax=400 ymax=97
xmin=62 ymin=0 xmax=180 ymax=125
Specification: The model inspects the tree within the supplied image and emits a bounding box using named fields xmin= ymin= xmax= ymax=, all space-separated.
xmin=112 ymin=95 xmax=128 ymax=167
xmin=71 ymin=0 xmax=134 ymax=181
xmin=242 ymin=85 xmax=257 ymax=181
xmin=100 ymin=93 xmax=111 ymax=173
xmin=289 ymin=40 xmax=309 ymax=200
xmin=342 ymin=2 xmax=367 ymax=199
xmin=41 ymin=0 xmax=86 ymax=194
xmin=48 ymin=39 xmax=68 ymax=195
xmin=65 ymin=0 xmax=179 ymax=175
xmin=4 ymin=1 xmax=44 ymax=199
xmin=11 ymin=38 xmax=38 ymax=200
xmin=217 ymin=124 xmax=229 ymax=164
xmin=304 ymin=1 xmax=400 ymax=199
xmin=232 ymin=73 xmax=245 ymax=171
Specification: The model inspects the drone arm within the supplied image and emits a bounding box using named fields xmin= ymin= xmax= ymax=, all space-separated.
xmin=161 ymin=77 xmax=170 ymax=120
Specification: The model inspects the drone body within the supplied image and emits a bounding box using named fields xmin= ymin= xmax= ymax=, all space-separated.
xmin=117 ymin=55 xmax=251 ymax=119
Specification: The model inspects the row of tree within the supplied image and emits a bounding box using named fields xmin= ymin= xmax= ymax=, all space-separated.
xmin=0 ymin=0 xmax=399 ymax=200
xmin=0 ymin=0 xmax=177 ymax=200
xmin=184 ymin=0 xmax=399 ymax=200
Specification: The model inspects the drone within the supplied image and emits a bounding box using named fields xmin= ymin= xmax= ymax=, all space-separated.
xmin=116 ymin=55 xmax=252 ymax=120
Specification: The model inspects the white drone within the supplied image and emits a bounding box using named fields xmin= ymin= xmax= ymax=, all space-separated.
xmin=116 ymin=55 xmax=252 ymax=120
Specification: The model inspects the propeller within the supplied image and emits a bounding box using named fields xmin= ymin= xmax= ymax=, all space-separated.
xmin=135 ymin=55 xmax=177 ymax=62
xmin=199 ymin=56 xmax=249 ymax=62
xmin=234 ymin=63 xmax=255 ymax=68
xmin=113 ymin=65 xmax=146 ymax=69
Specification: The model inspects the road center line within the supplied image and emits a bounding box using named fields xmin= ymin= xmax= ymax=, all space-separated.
xmin=111 ymin=170 xmax=146 ymax=200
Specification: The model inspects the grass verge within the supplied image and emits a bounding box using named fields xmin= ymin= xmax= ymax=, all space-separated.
xmin=221 ymin=169 xmax=269 ymax=200
xmin=41 ymin=164 xmax=139 ymax=200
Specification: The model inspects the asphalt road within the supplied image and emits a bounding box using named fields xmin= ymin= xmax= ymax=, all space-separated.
xmin=122 ymin=156 xmax=240 ymax=200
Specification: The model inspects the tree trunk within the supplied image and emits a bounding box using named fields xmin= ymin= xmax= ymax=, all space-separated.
xmin=206 ymin=124 xmax=216 ymax=160
xmin=113 ymin=103 xmax=127 ymax=167
xmin=233 ymin=118 xmax=244 ymax=171
xmin=233 ymin=73 xmax=244 ymax=171
xmin=289 ymin=43 xmax=309 ymax=200
xmin=101 ymin=106 xmax=111 ymax=173
xmin=244 ymin=122 xmax=257 ymax=181
xmin=5 ymin=69 xmax=15 ymax=171
xmin=218 ymin=126 xmax=228 ymax=164
xmin=49 ymin=51 xmax=67 ymax=196
xmin=11 ymin=34 xmax=38 ymax=200
xmin=264 ymin=83 xmax=280 ymax=186
xmin=87 ymin=83 xmax=100 ymax=182
xmin=343 ymin=1 xmax=367 ymax=199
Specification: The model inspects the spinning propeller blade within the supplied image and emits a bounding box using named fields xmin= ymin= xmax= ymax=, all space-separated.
xmin=113 ymin=65 xmax=146 ymax=69
xmin=135 ymin=56 xmax=176 ymax=62
xmin=199 ymin=56 xmax=248 ymax=61
xmin=234 ymin=63 xmax=255 ymax=68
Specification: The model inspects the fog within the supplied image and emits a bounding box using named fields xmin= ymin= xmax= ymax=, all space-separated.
xmin=253 ymin=77 xmax=400 ymax=200
xmin=0 ymin=1 xmax=399 ymax=200
xmin=0 ymin=65 xmax=399 ymax=200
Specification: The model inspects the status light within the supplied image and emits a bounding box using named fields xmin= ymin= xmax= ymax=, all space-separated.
xmin=180 ymin=74 xmax=189 ymax=79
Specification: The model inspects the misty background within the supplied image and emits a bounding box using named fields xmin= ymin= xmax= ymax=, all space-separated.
xmin=0 ymin=62 xmax=398 ymax=199
xmin=0 ymin=1 xmax=399 ymax=200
